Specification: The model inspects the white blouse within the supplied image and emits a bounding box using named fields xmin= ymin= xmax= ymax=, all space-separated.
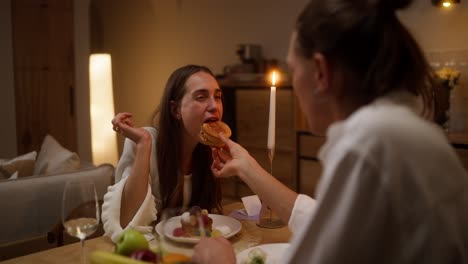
xmin=285 ymin=91 xmax=468 ymax=263
xmin=101 ymin=127 xmax=193 ymax=242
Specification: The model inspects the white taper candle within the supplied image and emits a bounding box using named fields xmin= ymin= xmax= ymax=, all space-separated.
xmin=267 ymin=72 xmax=277 ymax=154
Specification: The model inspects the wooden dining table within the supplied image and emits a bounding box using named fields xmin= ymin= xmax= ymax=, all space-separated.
xmin=2 ymin=202 xmax=291 ymax=264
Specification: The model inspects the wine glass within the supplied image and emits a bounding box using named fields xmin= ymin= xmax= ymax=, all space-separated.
xmin=62 ymin=180 xmax=100 ymax=264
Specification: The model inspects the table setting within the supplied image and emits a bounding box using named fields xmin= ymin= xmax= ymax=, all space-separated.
xmin=1 ymin=200 xmax=290 ymax=264
xmin=149 ymin=198 xmax=291 ymax=263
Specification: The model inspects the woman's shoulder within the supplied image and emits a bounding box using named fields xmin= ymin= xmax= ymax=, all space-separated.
xmin=138 ymin=127 xmax=158 ymax=143
xmin=349 ymin=92 xmax=431 ymax=136
xmin=352 ymin=105 xmax=415 ymax=132
xmin=344 ymin=102 xmax=447 ymax=152
xmin=143 ymin=127 xmax=157 ymax=137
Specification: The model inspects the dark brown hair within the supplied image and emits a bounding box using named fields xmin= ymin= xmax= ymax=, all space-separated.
xmin=295 ymin=0 xmax=437 ymax=115
xmin=152 ymin=65 xmax=222 ymax=214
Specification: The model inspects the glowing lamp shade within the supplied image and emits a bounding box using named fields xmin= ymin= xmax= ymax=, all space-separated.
xmin=431 ymin=0 xmax=460 ymax=7
xmin=89 ymin=54 xmax=118 ymax=166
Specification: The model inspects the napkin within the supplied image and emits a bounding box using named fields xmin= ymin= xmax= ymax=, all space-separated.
xmin=228 ymin=195 xmax=262 ymax=221
xmin=229 ymin=209 xmax=258 ymax=221
xmin=241 ymin=195 xmax=261 ymax=216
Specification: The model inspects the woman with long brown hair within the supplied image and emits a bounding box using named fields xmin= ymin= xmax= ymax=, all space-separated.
xmin=192 ymin=0 xmax=468 ymax=263
xmin=102 ymin=65 xmax=223 ymax=242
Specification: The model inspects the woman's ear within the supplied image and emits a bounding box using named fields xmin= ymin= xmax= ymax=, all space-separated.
xmin=170 ymin=100 xmax=181 ymax=119
xmin=312 ymin=53 xmax=331 ymax=95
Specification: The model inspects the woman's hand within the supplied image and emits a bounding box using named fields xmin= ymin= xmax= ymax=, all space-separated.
xmin=212 ymin=135 xmax=298 ymax=226
xmin=211 ymin=134 xmax=252 ymax=179
xmin=192 ymin=237 xmax=236 ymax=264
xmin=111 ymin=112 xmax=150 ymax=145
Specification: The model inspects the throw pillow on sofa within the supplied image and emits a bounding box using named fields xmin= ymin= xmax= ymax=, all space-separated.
xmin=33 ymin=135 xmax=80 ymax=175
xmin=0 ymin=151 xmax=37 ymax=180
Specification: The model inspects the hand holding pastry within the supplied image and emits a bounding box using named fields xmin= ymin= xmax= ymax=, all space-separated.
xmin=210 ymin=133 xmax=255 ymax=180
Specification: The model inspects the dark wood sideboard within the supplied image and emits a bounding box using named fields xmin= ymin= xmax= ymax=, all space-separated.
xmin=295 ymin=117 xmax=468 ymax=198
xmin=218 ymin=78 xmax=468 ymax=200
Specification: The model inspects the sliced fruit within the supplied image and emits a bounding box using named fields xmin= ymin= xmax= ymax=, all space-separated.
xmin=130 ymin=249 xmax=158 ymax=263
xmin=172 ymin=227 xmax=184 ymax=237
xmin=211 ymin=229 xmax=222 ymax=237
xmin=162 ymin=253 xmax=191 ymax=263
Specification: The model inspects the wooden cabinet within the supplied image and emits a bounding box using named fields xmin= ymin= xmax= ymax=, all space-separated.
xmin=220 ymin=80 xmax=295 ymax=200
xmin=12 ymin=0 xmax=76 ymax=154
xmin=294 ymin=100 xmax=325 ymax=197
xmin=294 ymin=110 xmax=468 ymax=199
xmin=448 ymin=133 xmax=468 ymax=169
xmin=296 ymin=131 xmax=324 ymax=198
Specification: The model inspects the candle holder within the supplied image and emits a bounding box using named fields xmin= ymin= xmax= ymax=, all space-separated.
xmin=256 ymin=148 xmax=286 ymax=229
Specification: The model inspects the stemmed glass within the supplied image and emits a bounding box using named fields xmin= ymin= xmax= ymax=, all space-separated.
xmin=62 ymin=180 xmax=100 ymax=264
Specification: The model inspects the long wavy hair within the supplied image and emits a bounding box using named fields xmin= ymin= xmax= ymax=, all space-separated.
xmin=152 ymin=65 xmax=222 ymax=214
xmin=295 ymin=0 xmax=437 ymax=116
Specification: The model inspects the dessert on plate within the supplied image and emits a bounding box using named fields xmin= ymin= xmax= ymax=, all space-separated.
xmin=181 ymin=206 xmax=213 ymax=236
xmin=172 ymin=206 xmax=223 ymax=237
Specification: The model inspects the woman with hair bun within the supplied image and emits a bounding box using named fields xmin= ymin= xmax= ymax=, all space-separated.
xmin=192 ymin=0 xmax=468 ymax=263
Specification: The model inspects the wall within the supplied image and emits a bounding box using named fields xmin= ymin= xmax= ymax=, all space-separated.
xmin=1 ymin=0 xmax=468 ymax=158
xmin=92 ymin=0 xmax=468 ymax=134
xmin=400 ymin=1 xmax=468 ymax=132
xmin=90 ymin=0 xmax=309 ymax=136
xmin=0 ymin=0 xmax=17 ymax=158
xmin=399 ymin=0 xmax=468 ymax=51
xmin=90 ymin=0 xmax=163 ymax=151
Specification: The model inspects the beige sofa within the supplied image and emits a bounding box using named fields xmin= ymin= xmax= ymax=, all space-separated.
xmin=0 ymin=135 xmax=115 ymax=260
xmin=0 ymin=163 xmax=114 ymax=260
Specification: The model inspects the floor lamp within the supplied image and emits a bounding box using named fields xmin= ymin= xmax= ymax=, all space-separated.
xmin=89 ymin=54 xmax=118 ymax=166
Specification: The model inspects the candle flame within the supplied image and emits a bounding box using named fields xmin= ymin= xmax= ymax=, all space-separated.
xmin=442 ymin=1 xmax=451 ymax=7
xmin=271 ymin=71 xmax=277 ymax=86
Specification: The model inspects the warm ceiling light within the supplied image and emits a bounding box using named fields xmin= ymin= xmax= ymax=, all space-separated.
xmin=432 ymin=0 xmax=460 ymax=7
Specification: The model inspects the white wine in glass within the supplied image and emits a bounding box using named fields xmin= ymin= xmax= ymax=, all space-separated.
xmin=62 ymin=180 xmax=100 ymax=263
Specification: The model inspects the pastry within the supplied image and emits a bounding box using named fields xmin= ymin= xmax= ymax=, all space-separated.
xmin=199 ymin=121 xmax=232 ymax=147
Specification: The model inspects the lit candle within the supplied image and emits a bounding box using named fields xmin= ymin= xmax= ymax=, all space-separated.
xmin=267 ymin=71 xmax=277 ymax=160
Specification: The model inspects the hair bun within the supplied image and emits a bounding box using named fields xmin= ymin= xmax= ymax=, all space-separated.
xmin=382 ymin=0 xmax=412 ymax=10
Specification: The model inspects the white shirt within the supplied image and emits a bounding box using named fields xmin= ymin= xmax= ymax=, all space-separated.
xmin=286 ymin=92 xmax=468 ymax=263
xmin=101 ymin=127 xmax=193 ymax=242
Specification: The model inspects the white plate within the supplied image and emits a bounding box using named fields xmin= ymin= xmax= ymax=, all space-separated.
xmin=236 ymin=243 xmax=289 ymax=264
xmin=155 ymin=214 xmax=241 ymax=244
